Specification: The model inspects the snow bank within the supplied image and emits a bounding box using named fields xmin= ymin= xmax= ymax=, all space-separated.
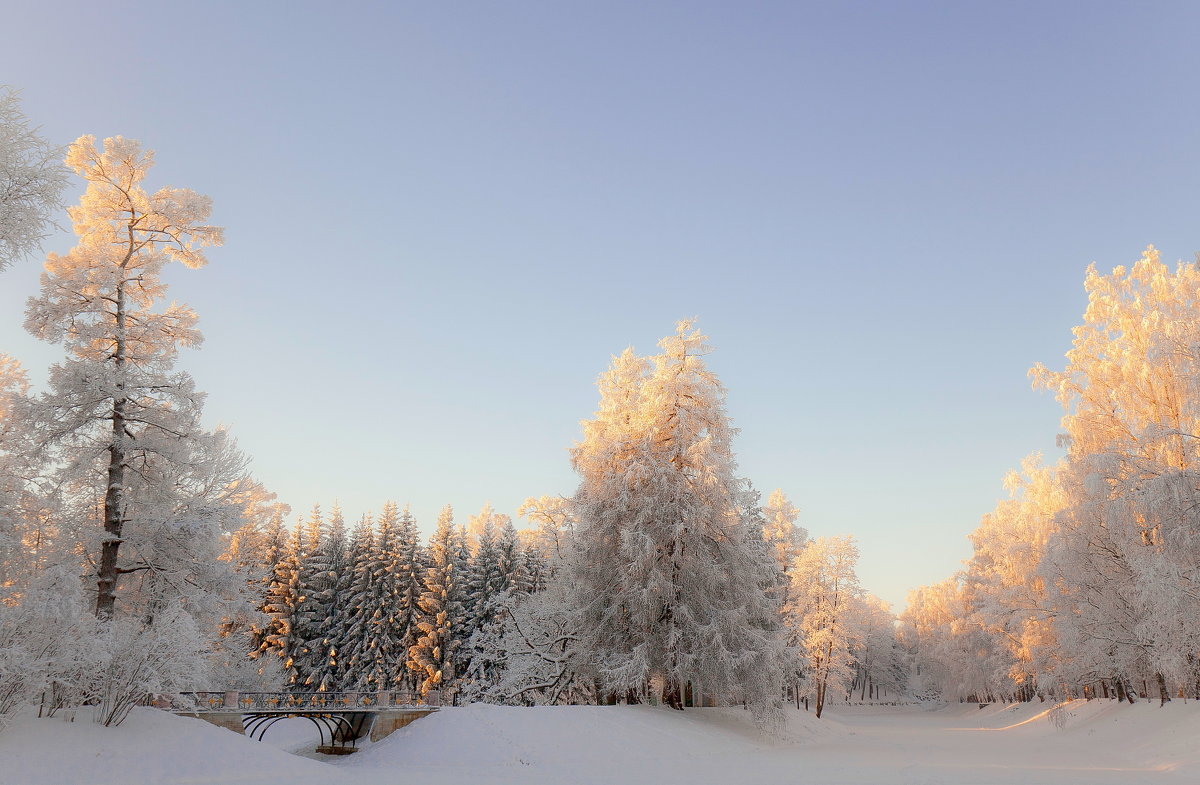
xmin=0 ymin=707 xmax=354 ymax=785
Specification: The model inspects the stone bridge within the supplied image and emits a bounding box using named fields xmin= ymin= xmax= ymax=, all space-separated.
xmin=167 ymin=690 xmax=443 ymax=754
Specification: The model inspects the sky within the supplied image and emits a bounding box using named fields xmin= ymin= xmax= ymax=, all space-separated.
xmin=2 ymin=1 xmax=1199 ymax=613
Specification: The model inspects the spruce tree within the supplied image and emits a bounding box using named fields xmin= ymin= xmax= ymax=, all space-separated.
xmin=244 ymin=505 xmax=290 ymax=653
xmin=360 ymin=502 xmax=401 ymax=691
xmin=392 ymin=505 xmax=425 ymax=692
xmin=409 ymin=505 xmax=463 ymax=696
xmin=308 ymin=504 xmax=349 ymax=691
xmin=286 ymin=506 xmax=327 ymax=689
xmin=340 ymin=513 xmax=376 ymax=690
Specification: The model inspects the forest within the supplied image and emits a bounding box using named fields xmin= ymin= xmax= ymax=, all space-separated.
xmin=2 ymin=85 xmax=1200 ymax=737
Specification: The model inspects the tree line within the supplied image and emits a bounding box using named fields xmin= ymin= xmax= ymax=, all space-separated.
xmin=12 ymin=91 xmax=1189 ymax=731
xmin=904 ymin=248 xmax=1200 ymax=706
xmin=0 ymin=113 xmax=903 ymax=729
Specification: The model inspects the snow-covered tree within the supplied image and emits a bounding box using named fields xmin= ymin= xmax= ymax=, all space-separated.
xmin=340 ymin=513 xmax=377 ymax=690
xmin=244 ymin=504 xmax=292 ymax=659
xmin=391 ymin=505 xmax=425 ymax=691
xmin=786 ymin=536 xmax=862 ymax=718
xmin=308 ymin=504 xmax=350 ymax=691
xmin=517 ymin=494 xmax=575 ymax=569
xmin=460 ymin=503 xmax=514 ymax=697
xmin=1030 ymin=247 xmax=1200 ymax=702
xmin=847 ymin=593 xmax=905 ymax=702
xmin=762 ymin=488 xmax=807 ymax=576
xmin=569 ymin=320 xmax=785 ymax=716
xmin=23 ymin=135 xmax=227 ymax=620
xmin=0 ymin=87 xmax=67 ymax=271
xmin=480 ymin=582 xmax=596 ymax=707
xmin=409 ymin=505 xmax=464 ymax=696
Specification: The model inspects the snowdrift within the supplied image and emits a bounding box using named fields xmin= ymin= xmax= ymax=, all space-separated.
xmin=0 ymin=707 xmax=354 ymax=785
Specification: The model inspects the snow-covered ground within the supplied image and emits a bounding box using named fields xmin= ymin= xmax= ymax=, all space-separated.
xmin=4 ymin=700 xmax=1200 ymax=785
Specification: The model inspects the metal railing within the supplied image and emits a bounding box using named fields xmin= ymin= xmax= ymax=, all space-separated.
xmin=171 ymin=690 xmax=443 ymax=712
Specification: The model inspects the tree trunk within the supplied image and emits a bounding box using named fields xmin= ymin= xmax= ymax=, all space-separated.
xmin=1157 ymin=672 xmax=1171 ymax=706
xmin=663 ymin=679 xmax=684 ymax=710
xmin=95 ymin=281 xmax=128 ymax=619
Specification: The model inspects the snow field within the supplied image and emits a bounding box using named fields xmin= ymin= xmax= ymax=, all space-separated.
xmin=4 ymin=700 xmax=1200 ymax=785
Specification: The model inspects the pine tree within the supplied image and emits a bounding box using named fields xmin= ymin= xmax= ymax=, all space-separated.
xmin=460 ymin=504 xmax=506 ymax=695
xmin=252 ymin=512 xmax=298 ymax=669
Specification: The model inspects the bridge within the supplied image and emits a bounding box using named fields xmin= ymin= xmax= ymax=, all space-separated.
xmin=166 ymin=690 xmax=444 ymax=754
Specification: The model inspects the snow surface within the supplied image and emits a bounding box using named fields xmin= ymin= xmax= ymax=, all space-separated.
xmin=4 ymin=700 xmax=1200 ymax=785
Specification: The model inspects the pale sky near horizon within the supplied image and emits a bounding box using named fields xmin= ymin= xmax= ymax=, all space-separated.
xmin=3 ymin=1 xmax=1199 ymax=613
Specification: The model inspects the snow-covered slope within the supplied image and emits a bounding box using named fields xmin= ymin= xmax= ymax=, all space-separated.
xmin=0 ymin=708 xmax=354 ymax=785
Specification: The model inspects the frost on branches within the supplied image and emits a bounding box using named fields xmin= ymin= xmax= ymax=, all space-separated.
xmin=0 ymin=87 xmax=67 ymax=271
xmin=568 ymin=319 xmax=785 ymax=719
xmin=906 ymin=247 xmax=1200 ymax=706
xmin=0 ymin=136 xmax=263 ymax=726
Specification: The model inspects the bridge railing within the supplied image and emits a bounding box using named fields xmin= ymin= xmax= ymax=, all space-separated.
xmin=171 ymin=690 xmax=444 ymax=712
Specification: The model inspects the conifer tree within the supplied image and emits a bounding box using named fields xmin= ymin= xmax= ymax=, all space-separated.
xmin=392 ymin=505 xmax=425 ymax=691
xmin=359 ymin=502 xmax=401 ymax=691
xmin=247 ymin=504 xmax=292 ymax=657
xmin=279 ymin=511 xmax=319 ymax=691
xmin=497 ymin=519 xmax=526 ymax=597
xmin=340 ymin=513 xmax=376 ymax=690
xmin=287 ymin=506 xmax=327 ymax=689
xmin=409 ymin=505 xmax=463 ymax=696
xmin=309 ymin=504 xmax=349 ymax=691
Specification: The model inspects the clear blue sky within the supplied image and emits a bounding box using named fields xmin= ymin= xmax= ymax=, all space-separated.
xmin=3 ymin=1 xmax=1198 ymax=612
